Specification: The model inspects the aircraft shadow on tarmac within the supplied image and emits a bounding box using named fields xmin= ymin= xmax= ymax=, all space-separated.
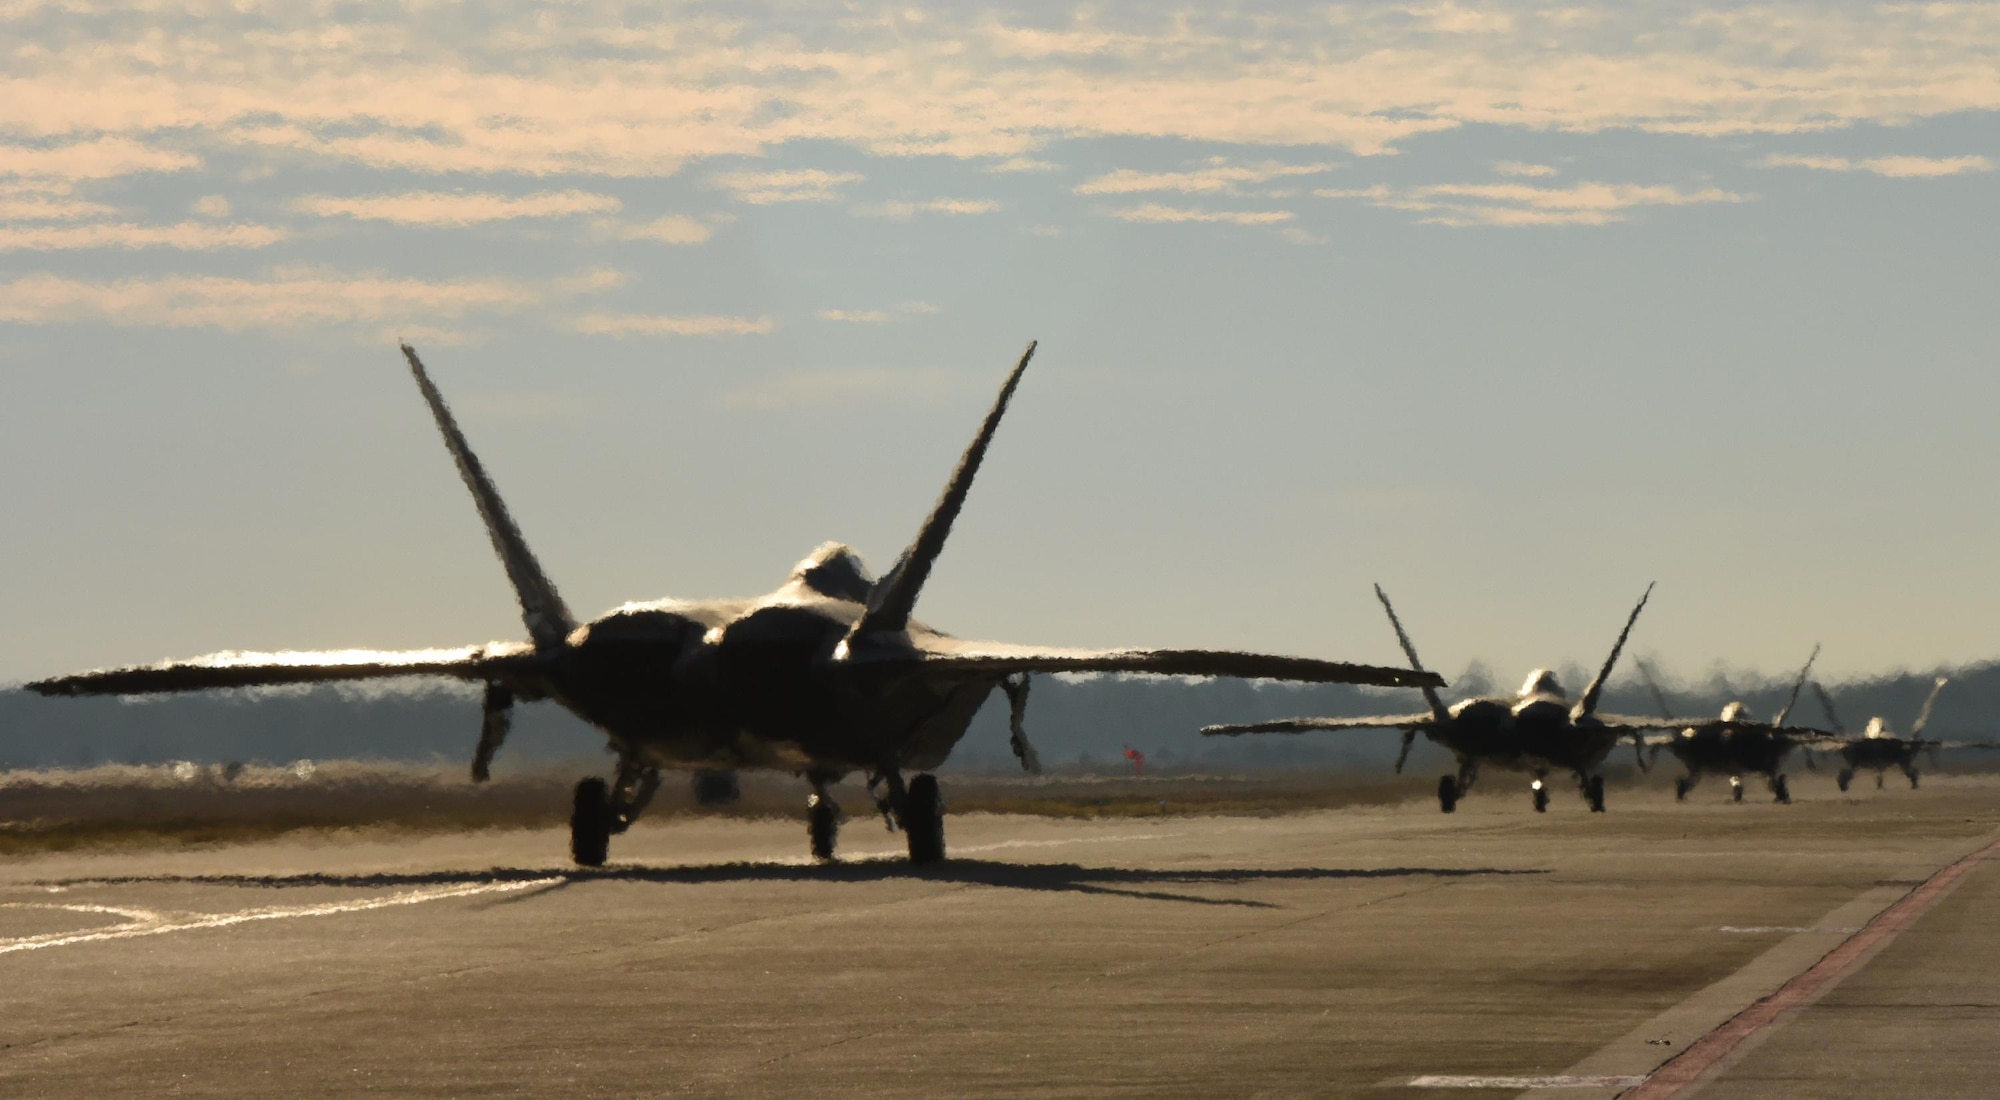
xmin=40 ymin=861 xmax=1545 ymax=910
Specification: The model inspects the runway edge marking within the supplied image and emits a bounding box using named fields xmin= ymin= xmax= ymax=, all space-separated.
xmin=1619 ymin=831 xmax=2000 ymax=1099
xmin=0 ymin=877 xmax=565 ymax=956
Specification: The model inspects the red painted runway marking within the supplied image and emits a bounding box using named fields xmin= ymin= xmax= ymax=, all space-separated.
xmin=1623 ymin=834 xmax=2000 ymax=1099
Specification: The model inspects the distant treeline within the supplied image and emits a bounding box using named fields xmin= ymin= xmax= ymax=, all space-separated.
xmin=1 ymin=661 xmax=1995 ymax=777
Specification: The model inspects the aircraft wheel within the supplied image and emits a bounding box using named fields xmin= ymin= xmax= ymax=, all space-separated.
xmin=903 ymin=773 xmax=946 ymax=864
xmin=1773 ymin=775 xmax=1791 ymax=804
xmin=1586 ymin=775 xmax=1606 ymax=813
xmin=1875 ymin=772 xmax=1885 ymax=790
xmin=1731 ymin=779 xmax=1744 ymax=803
xmin=1674 ymin=777 xmax=1691 ymax=801
xmin=1837 ymin=769 xmax=1853 ymax=792
xmin=1532 ymin=785 xmax=1549 ymax=813
xmin=808 ymin=793 xmax=840 ymax=862
xmin=1437 ymin=775 xmax=1458 ymax=814
xmin=570 ymin=777 xmax=613 ymax=867
xmin=1907 ymin=770 xmax=1920 ymax=790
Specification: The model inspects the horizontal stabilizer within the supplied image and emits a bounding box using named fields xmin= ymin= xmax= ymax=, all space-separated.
xmin=838 ymin=638 xmax=1444 ymax=689
xmin=27 ymin=644 xmax=537 ymax=697
xmin=1202 ymin=715 xmax=1436 ymax=736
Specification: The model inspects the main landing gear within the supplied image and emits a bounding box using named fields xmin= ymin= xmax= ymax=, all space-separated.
xmin=1583 ymin=774 xmax=1606 ymax=813
xmin=570 ymin=758 xmax=662 ymax=867
xmin=1438 ymin=763 xmax=1477 ymax=813
xmin=1771 ymin=774 xmax=1791 ymax=804
xmin=1531 ymin=779 xmax=1550 ymax=813
xmin=1731 ymin=776 xmax=1745 ymax=802
xmin=806 ymin=769 xmax=949 ymax=864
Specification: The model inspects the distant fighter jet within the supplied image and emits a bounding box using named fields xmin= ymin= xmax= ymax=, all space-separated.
xmin=1634 ymin=647 xmax=1829 ymax=804
xmin=1203 ymin=583 xmax=1666 ymax=814
xmin=1809 ymin=677 xmax=1995 ymax=791
xmin=29 ymin=342 xmax=1439 ymax=866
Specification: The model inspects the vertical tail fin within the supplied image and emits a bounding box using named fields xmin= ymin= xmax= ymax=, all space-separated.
xmin=1812 ymin=680 xmax=1846 ymax=735
xmin=402 ymin=344 xmax=576 ymax=650
xmin=851 ymin=341 xmax=1036 ymax=638
xmin=1373 ymin=585 xmax=1449 ymax=724
xmin=1912 ymin=676 xmax=1949 ymax=737
xmin=1575 ymin=582 xmax=1654 ymax=720
xmin=1634 ymin=658 xmax=1674 ymax=719
xmin=1771 ymin=644 xmax=1820 ymax=727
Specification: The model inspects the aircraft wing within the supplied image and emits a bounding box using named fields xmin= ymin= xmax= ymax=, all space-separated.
xmin=1587 ymin=712 xmax=1715 ymax=732
xmin=26 ymin=644 xmax=538 ymax=697
xmin=841 ymin=637 xmax=1443 ymax=689
xmin=1201 ymin=715 xmax=1434 ymax=736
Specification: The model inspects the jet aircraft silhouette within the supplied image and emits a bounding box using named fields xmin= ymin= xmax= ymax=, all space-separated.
xmin=1809 ymin=678 xmax=1996 ymax=792
xmin=29 ymin=342 xmax=1439 ymax=866
xmin=1634 ymin=647 xmax=1830 ymax=804
xmin=1202 ymin=583 xmax=1667 ymax=813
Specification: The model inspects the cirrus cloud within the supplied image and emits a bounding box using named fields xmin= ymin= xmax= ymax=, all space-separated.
xmin=1107 ymin=203 xmax=1295 ymax=225
xmin=291 ymin=190 xmax=623 ymax=226
xmin=570 ymin=312 xmax=774 ymax=337
xmin=1761 ymin=153 xmax=1993 ymax=178
xmin=1317 ymin=180 xmax=1749 ymax=226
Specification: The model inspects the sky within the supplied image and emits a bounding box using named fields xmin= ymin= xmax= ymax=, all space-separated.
xmin=1 ymin=0 xmax=1998 ymax=691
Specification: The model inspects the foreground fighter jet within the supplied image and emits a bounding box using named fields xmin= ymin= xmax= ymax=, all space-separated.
xmin=30 ymin=342 xmax=1438 ymax=866
xmin=1203 ymin=583 xmax=1662 ymax=813
xmin=1635 ymin=647 xmax=1828 ymax=804
xmin=1809 ymin=678 xmax=1995 ymax=791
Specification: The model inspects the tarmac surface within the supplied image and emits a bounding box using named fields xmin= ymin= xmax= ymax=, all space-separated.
xmin=2 ymin=773 xmax=1996 ymax=1097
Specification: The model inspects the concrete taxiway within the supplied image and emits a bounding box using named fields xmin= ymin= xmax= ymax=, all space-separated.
xmin=1 ymin=775 xmax=1995 ymax=1097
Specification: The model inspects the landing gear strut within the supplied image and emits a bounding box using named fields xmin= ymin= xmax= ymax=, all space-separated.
xmin=1437 ymin=775 xmax=1458 ymax=814
xmin=1584 ymin=774 xmax=1606 ymax=813
xmin=1771 ymin=774 xmax=1791 ymax=804
xmin=1837 ymin=768 xmax=1854 ymax=792
xmin=1674 ymin=775 xmax=1695 ymax=801
xmin=1531 ymin=779 xmax=1549 ymax=813
xmin=1730 ymin=776 xmax=1745 ymax=803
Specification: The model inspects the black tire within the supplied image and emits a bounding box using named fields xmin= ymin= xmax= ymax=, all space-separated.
xmin=1908 ymin=771 xmax=1920 ymax=790
xmin=1674 ymin=777 xmax=1691 ymax=801
xmin=903 ymin=774 xmax=946 ymax=864
xmin=1532 ymin=785 xmax=1549 ymax=813
xmin=570 ymin=777 xmax=612 ymax=867
xmin=1837 ymin=769 xmax=1853 ymax=792
xmin=1437 ymin=775 xmax=1458 ymax=814
xmin=808 ymin=795 xmax=839 ymax=862
xmin=1774 ymin=775 xmax=1791 ymax=804
xmin=1586 ymin=775 xmax=1606 ymax=813
xmin=1732 ymin=781 xmax=1744 ymax=803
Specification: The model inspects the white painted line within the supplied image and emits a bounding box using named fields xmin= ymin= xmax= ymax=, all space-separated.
xmin=0 ymin=877 xmax=564 ymax=957
xmin=1717 ymin=926 xmax=1859 ymax=934
xmin=1408 ymin=1075 xmax=1648 ymax=1089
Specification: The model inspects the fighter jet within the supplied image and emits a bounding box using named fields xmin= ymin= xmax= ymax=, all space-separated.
xmin=1809 ymin=677 xmax=1996 ymax=792
xmin=1202 ymin=583 xmax=1665 ymax=814
xmin=29 ymin=342 xmax=1439 ymax=866
xmin=1634 ymin=647 xmax=1829 ymax=804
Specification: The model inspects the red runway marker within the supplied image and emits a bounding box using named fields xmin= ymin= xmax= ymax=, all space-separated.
xmin=1624 ymin=833 xmax=2000 ymax=1098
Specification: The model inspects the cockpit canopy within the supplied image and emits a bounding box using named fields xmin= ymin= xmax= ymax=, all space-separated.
xmin=1721 ymin=701 xmax=1755 ymax=722
xmin=1519 ymin=669 xmax=1566 ymax=699
xmin=1865 ymin=716 xmax=1892 ymax=739
xmin=789 ymin=542 xmax=876 ymax=603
